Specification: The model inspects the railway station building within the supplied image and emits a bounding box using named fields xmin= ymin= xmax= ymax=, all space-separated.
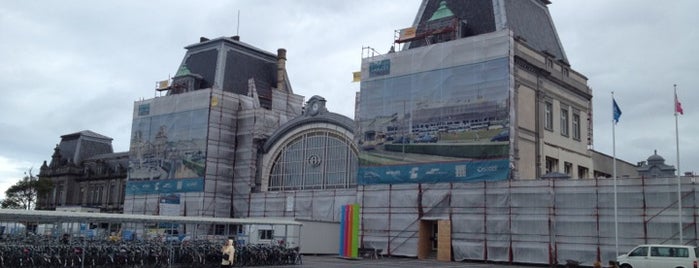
xmin=35 ymin=0 xmax=699 ymax=266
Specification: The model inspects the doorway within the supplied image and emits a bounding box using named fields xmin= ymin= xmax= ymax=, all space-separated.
xmin=418 ymin=219 xmax=451 ymax=261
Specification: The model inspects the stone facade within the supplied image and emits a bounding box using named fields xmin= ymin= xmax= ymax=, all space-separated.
xmin=513 ymin=41 xmax=594 ymax=179
xmin=37 ymin=131 xmax=128 ymax=213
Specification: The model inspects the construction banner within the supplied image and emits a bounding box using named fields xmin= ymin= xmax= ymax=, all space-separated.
xmin=356 ymin=30 xmax=512 ymax=184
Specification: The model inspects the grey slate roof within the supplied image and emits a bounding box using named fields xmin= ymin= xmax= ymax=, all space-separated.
xmin=502 ymin=0 xmax=567 ymax=63
xmin=173 ymin=36 xmax=292 ymax=109
xmin=410 ymin=0 xmax=568 ymax=63
xmin=58 ymin=130 xmax=114 ymax=165
xmin=61 ymin=130 xmax=113 ymax=141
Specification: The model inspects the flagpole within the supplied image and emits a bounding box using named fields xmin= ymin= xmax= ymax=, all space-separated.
xmin=674 ymin=84 xmax=683 ymax=244
xmin=612 ymin=92 xmax=619 ymax=257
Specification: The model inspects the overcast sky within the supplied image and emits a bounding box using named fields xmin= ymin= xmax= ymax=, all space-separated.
xmin=1 ymin=0 xmax=697 ymax=199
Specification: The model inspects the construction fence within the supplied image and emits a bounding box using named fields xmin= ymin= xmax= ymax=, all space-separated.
xmin=358 ymin=177 xmax=697 ymax=265
xmin=242 ymin=176 xmax=697 ymax=265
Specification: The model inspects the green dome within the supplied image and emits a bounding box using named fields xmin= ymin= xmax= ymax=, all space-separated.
xmin=429 ymin=1 xmax=454 ymax=21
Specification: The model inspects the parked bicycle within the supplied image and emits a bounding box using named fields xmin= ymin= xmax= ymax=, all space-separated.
xmin=0 ymin=234 xmax=302 ymax=267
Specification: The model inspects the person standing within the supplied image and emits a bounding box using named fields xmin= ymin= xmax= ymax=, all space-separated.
xmin=221 ymin=239 xmax=235 ymax=267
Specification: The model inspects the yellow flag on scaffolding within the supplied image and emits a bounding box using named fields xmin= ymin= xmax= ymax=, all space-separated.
xmin=157 ymin=79 xmax=170 ymax=90
xmin=352 ymin=71 xmax=361 ymax=82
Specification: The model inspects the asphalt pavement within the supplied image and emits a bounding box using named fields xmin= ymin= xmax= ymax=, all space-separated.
xmin=254 ymin=255 xmax=546 ymax=268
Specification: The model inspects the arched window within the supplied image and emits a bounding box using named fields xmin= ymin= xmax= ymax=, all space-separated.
xmin=268 ymin=130 xmax=357 ymax=191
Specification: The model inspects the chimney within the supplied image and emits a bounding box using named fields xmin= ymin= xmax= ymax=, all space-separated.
xmin=200 ymin=37 xmax=209 ymax=43
xmin=277 ymin=48 xmax=287 ymax=92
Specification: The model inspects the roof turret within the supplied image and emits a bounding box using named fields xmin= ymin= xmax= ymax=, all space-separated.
xmin=647 ymin=150 xmax=665 ymax=164
xmin=429 ymin=1 xmax=455 ymax=21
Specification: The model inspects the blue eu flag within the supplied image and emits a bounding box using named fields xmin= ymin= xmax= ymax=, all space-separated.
xmin=613 ymin=98 xmax=622 ymax=123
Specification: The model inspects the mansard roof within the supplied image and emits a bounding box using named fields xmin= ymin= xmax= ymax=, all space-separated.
xmin=170 ymin=36 xmax=292 ymax=109
xmin=61 ymin=130 xmax=112 ymax=141
xmin=410 ymin=0 xmax=568 ymax=63
xmin=56 ymin=130 xmax=114 ymax=165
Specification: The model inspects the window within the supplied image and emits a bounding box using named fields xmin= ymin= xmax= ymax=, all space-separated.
xmin=269 ymin=130 xmax=357 ymax=191
xmin=98 ymin=186 xmax=103 ymax=204
xmin=56 ymin=185 xmax=64 ymax=206
xmin=629 ymin=246 xmax=648 ymax=257
xmin=258 ymin=229 xmax=274 ymax=240
xmin=676 ymin=248 xmax=689 ymax=257
xmin=545 ymin=157 xmax=558 ymax=173
xmin=79 ymin=187 xmax=85 ymax=204
xmin=651 ymin=247 xmax=687 ymax=257
xmin=120 ymin=184 xmax=126 ymax=205
xmin=214 ymin=224 xmax=225 ymax=235
xmin=544 ymin=101 xmax=553 ymax=131
xmin=92 ymin=186 xmax=98 ymax=204
xmin=577 ymin=166 xmax=589 ymax=179
xmin=109 ymin=184 xmax=116 ymax=204
xmin=560 ymin=107 xmax=569 ymax=137
xmin=572 ymin=113 xmax=581 ymax=140
xmin=564 ymin=162 xmax=572 ymax=175
xmin=233 ymin=225 xmax=244 ymax=235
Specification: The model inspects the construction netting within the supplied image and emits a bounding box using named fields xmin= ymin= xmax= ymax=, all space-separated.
xmin=246 ymin=189 xmax=358 ymax=222
xmin=356 ymin=177 xmax=697 ymax=265
xmin=125 ymin=87 xmax=302 ymax=221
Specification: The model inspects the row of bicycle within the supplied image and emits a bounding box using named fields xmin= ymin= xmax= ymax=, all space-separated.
xmin=0 ymin=236 xmax=301 ymax=267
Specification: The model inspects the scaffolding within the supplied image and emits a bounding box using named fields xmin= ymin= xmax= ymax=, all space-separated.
xmin=355 ymin=176 xmax=698 ymax=265
xmin=242 ymin=175 xmax=697 ymax=264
